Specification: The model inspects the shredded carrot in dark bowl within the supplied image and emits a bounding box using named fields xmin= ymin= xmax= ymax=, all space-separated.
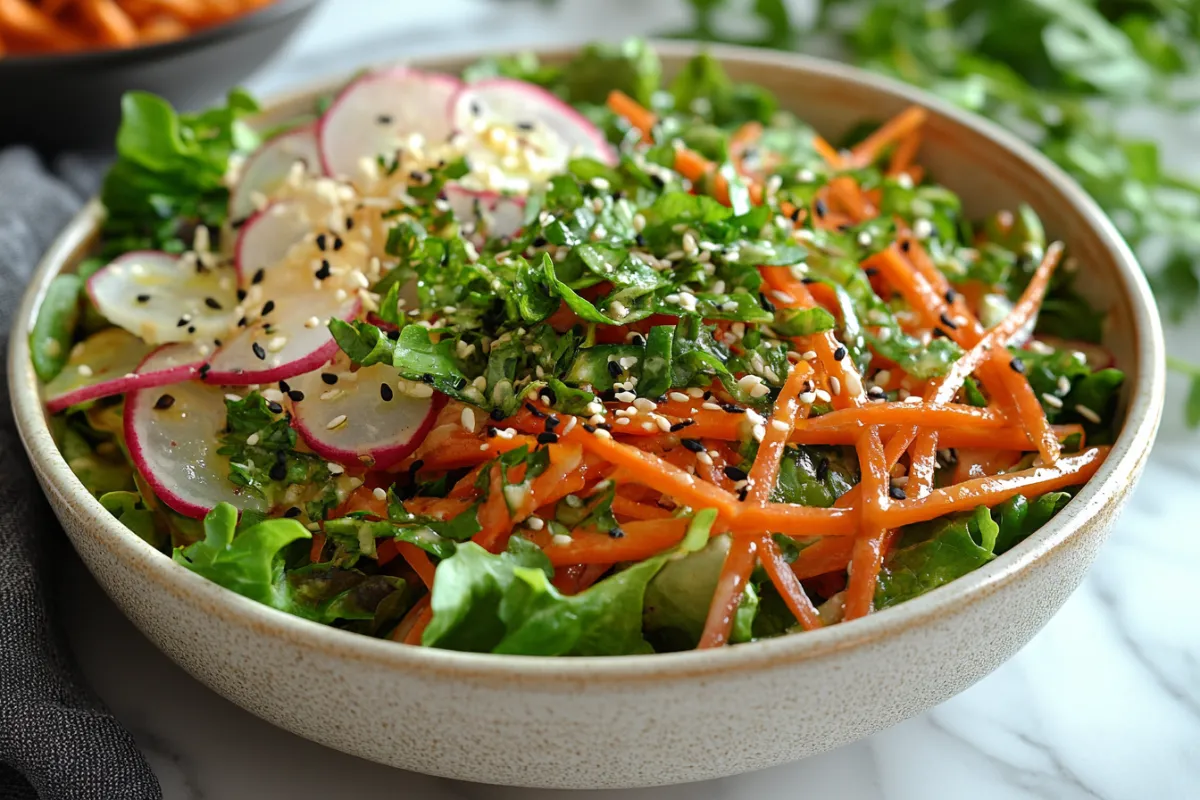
xmin=32 ymin=40 xmax=1131 ymax=656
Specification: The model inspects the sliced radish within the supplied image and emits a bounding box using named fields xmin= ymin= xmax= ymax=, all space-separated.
xmin=43 ymin=328 xmax=152 ymax=413
xmin=125 ymin=379 xmax=268 ymax=518
xmin=87 ymin=251 xmax=238 ymax=345
xmin=443 ymin=184 xmax=526 ymax=240
xmin=1029 ymin=336 xmax=1115 ymax=370
xmin=133 ymin=342 xmax=210 ymax=385
xmin=204 ymin=294 xmax=360 ymax=386
xmin=234 ymin=201 xmax=311 ymax=286
xmin=318 ymin=68 xmax=462 ymax=182
xmin=289 ymin=363 xmax=441 ymax=469
xmin=229 ymin=125 xmax=319 ymax=223
xmin=451 ymin=78 xmax=616 ymax=194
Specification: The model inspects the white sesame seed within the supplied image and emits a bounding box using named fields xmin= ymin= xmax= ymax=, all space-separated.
xmin=737 ymin=375 xmax=764 ymax=392
xmin=669 ymin=391 xmax=690 ymax=403
xmin=913 ymin=218 xmax=935 ymax=240
xmin=752 ymin=424 xmax=766 ymax=442
xmin=641 ymin=422 xmax=655 ymax=432
xmin=615 ymin=417 xmax=631 ymax=426
xmin=801 ymin=350 xmax=818 ymax=361
xmin=632 ymin=214 xmax=646 ymax=232
xmin=654 ymin=415 xmax=673 ymax=432
xmin=619 ymin=356 xmax=638 ymax=370
xmin=527 ymin=516 xmax=545 ymax=531
xmin=615 ymin=391 xmax=636 ymax=403
xmin=1075 ymin=404 xmax=1101 ymax=423
xmin=609 ymin=300 xmax=629 ymax=319
xmin=799 ymin=391 xmax=817 ymax=405
xmin=815 ymin=389 xmax=832 ymax=403
xmin=1042 ymin=393 xmax=1064 ymax=409
xmin=903 ymin=395 xmax=922 ymax=405
xmin=327 ymin=462 xmax=345 ymax=474
xmin=245 ymin=433 xmax=259 ymax=446
xmin=77 ymin=364 xmax=94 ymax=377
xmin=224 ymin=393 xmax=242 ymax=402
xmin=686 ymin=387 xmax=705 ymax=398
xmin=830 ymin=376 xmax=842 ymax=396
xmin=633 ymin=397 xmax=656 ymax=412
xmin=594 ymin=428 xmax=612 ymax=440
xmin=702 ymin=401 xmax=723 ymax=411
xmin=304 ymin=316 xmax=321 ymax=329
xmin=770 ymin=419 xmax=790 ymax=432
xmin=771 ymin=290 xmax=794 ymax=304
xmin=750 ymin=383 xmax=771 ymax=398
xmin=1057 ymin=376 xmax=1071 ymax=395
xmin=461 ymin=407 xmax=476 ymax=431
xmin=373 ymin=487 xmax=387 ymax=501
xmin=551 ymin=533 xmax=572 ymax=547
xmin=696 ymin=452 xmax=714 ymax=466
xmin=472 ymin=375 xmax=488 ymax=391
xmin=267 ymin=336 xmax=288 ymax=353
xmin=326 ymin=414 xmax=348 ymax=430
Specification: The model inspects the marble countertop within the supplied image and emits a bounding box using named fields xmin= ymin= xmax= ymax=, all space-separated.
xmin=59 ymin=2 xmax=1200 ymax=797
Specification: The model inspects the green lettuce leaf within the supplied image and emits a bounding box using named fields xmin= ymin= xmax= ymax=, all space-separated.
xmin=875 ymin=506 xmax=998 ymax=610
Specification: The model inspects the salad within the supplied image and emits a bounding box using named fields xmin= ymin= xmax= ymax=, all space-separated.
xmin=33 ymin=42 xmax=1124 ymax=655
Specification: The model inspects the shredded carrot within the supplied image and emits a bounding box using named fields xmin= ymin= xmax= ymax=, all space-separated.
xmin=844 ymin=427 xmax=889 ymax=620
xmin=606 ymin=90 xmax=655 ymax=143
xmin=391 ymin=595 xmax=431 ymax=643
xmin=402 ymin=603 xmax=434 ymax=645
xmin=850 ymin=106 xmax=928 ymax=167
xmin=888 ymin=132 xmax=922 ymax=176
xmin=813 ymin=135 xmax=846 ymax=169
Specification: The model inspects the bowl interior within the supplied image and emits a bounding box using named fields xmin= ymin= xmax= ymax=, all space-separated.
xmin=10 ymin=42 xmax=1164 ymax=679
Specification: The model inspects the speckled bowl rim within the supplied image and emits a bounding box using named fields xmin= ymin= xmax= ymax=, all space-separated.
xmin=9 ymin=41 xmax=1165 ymax=686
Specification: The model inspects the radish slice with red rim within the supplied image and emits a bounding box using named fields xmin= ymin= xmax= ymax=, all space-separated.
xmin=204 ymin=293 xmax=360 ymax=386
xmin=134 ymin=342 xmax=210 ymax=385
xmin=289 ymin=363 xmax=442 ymax=469
xmin=87 ymin=251 xmax=238 ymax=345
xmin=234 ymin=201 xmax=311 ymax=286
xmin=450 ymin=78 xmax=616 ymax=194
xmin=43 ymin=328 xmax=153 ymax=413
xmin=318 ymin=68 xmax=462 ymax=183
xmin=124 ymin=379 xmax=268 ymax=518
xmin=229 ymin=125 xmax=319 ymax=223
xmin=443 ymin=184 xmax=526 ymax=240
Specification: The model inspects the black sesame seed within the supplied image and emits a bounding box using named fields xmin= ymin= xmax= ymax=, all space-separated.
xmin=723 ymin=465 xmax=748 ymax=482
xmin=486 ymin=427 xmax=498 ymax=438
xmin=720 ymin=402 xmax=745 ymax=414
xmin=237 ymin=316 xmax=248 ymax=328
xmin=262 ymin=300 xmax=276 ymax=316
xmin=345 ymin=217 xmax=355 ymax=230
xmin=650 ymin=174 xmax=666 ymax=189
xmin=333 ymin=236 xmax=344 ymax=251
xmin=376 ymin=114 xmax=393 ymax=125
xmin=284 ymin=506 xmax=302 ymax=518
xmin=236 ymin=289 xmax=247 ymax=302
xmin=816 ymin=457 xmax=829 ymax=481
xmin=801 ymin=277 xmax=816 ymax=284
xmin=421 ymin=373 xmax=434 ymax=384
xmin=815 ymin=198 xmax=828 ymax=218
xmin=681 ymin=438 xmax=705 ymax=453
xmin=900 ymin=240 xmax=912 ymax=253
xmin=266 ymin=400 xmax=283 ymax=414
xmin=252 ymin=342 xmax=266 ymax=360
xmin=136 ymin=293 xmax=150 ymax=303
xmin=489 ymin=408 xmax=505 ymax=421
xmin=469 ymin=100 xmax=482 ymax=116
xmin=789 ymin=206 xmax=803 ymax=222
xmin=316 ymin=233 xmax=327 ymax=251
xmin=187 ymin=326 xmax=196 ymax=334
xmin=380 ymin=382 xmax=394 ymax=401
xmin=204 ymin=297 xmax=222 ymax=310
xmin=321 ymin=372 xmax=338 ymax=385
xmin=269 ymin=462 xmax=288 ymax=481
xmin=288 ymin=390 xmax=305 ymax=402
xmin=939 ymin=312 xmax=958 ymax=330
xmin=737 ymin=487 xmax=750 ymax=502
xmin=932 ymin=327 xmax=949 ymax=339
xmin=889 ymin=485 xmax=907 ymax=500
xmin=516 ymin=121 xmax=535 ymax=131
xmin=525 ymin=403 xmax=548 ymax=419
xmin=944 ymin=289 xmax=957 ymax=304
xmin=544 ymin=416 xmax=560 ymax=431
xmin=597 ymin=423 xmax=613 ymax=431
xmin=608 ymin=526 xmax=626 ymax=539
xmin=864 ymin=267 xmax=879 ymax=278
xmin=629 ymin=333 xmax=646 ymax=346
xmin=758 ymin=292 xmax=776 ymax=313
xmin=410 ymin=459 xmax=425 ymax=476
xmin=867 ymin=386 xmax=887 ymax=398
xmin=198 ymin=364 xmax=211 ymax=380
xmin=532 ymin=235 xmax=547 ymax=247
xmin=536 ymin=432 xmax=559 ymax=445
xmin=635 ymin=233 xmax=647 ymax=247
xmin=669 ymin=420 xmax=695 ymax=432
xmin=176 ymin=317 xmax=189 ymax=328
xmin=541 ymin=387 xmax=557 ymax=407
xmin=252 ymin=268 xmax=265 ymax=285
xmin=154 ymin=393 xmax=175 ymax=410
xmin=452 ymin=377 xmax=467 ymax=391
xmin=833 ymin=346 xmax=847 ymax=361
xmin=278 ymin=380 xmax=290 ymax=393
xmin=606 ymin=360 xmax=623 ymax=379
xmin=1009 ymin=357 xmax=1026 ymax=374
xmin=583 ymin=423 xmax=597 ymax=433
xmin=315 ymin=261 xmax=332 ymax=280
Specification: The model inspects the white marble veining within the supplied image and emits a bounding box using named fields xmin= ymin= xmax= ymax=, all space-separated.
xmin=59 ymin=2 xmax=1200 ymax=797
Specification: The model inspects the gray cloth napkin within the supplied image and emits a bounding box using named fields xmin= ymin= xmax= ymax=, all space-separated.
xmin=0 ymin=148 xmax=161 ymax=799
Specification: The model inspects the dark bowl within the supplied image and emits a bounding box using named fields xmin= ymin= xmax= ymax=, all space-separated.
xmin=0 ymin=0 xmax=321 ymax=154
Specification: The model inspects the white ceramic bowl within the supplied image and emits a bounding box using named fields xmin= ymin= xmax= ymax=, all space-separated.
xmin=9 ymin=42 xmax=1165 ymax=789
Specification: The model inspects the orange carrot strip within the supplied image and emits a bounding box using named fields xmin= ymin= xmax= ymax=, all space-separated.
xmin=844 ymin=427 xmax=889 ymax=620
xmin=791 ymin=537 xmax=856 ymax=581
xmin=760 ymin=535 xmax=824 ymax=630
xmin=396 ymin=541 xmax=436 ymax=589
xmin=78 ymin=0 xmax=138 ymax=45
xmin=697 ymin=538 xmax=760 ymax=648
xmin=611 ymin=495 xmax=674 ymax=521
xmin=728 ymin=502 xmax=858 ymax=537
xmin=308 ymin=531 xmax=326 ymax=564
xmin=813 ymin=135 xmax=846 ymax=169
xmin=606 ymin=90 xmax=655 ymax=143
xmin=538 ymin=518 xmax=691 ymax=566
xmin=888 ymin=132 xmax=922 ymax=176
xmin=881 ymin=448 xmax=1107 ymax=529
xmin=403 ymin=603 xmax=434 ymax=645
xmin=850 ymin=106 xmax=928 ymax=167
